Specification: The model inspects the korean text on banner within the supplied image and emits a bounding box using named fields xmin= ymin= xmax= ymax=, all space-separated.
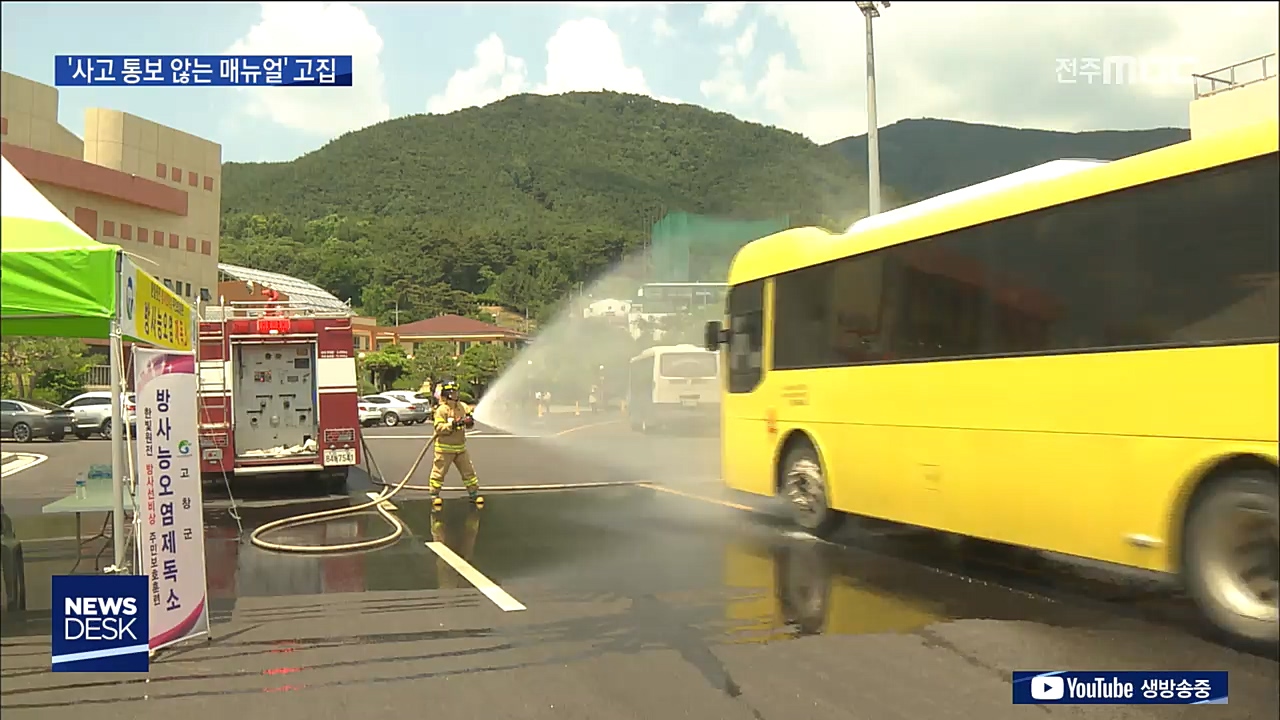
xmin=119 ymin=261 xmax=192 ymax=351
xmin=134 ymin=347 xmax=209 ymax=652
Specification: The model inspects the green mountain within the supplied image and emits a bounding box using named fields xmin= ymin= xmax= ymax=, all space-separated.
xmin=222 ymin=92 xmax=869 ymax=236
xmin=218 ymin=93 xmax=1189 ymax=325
xmin=825 ymin=118 xmax=1189 ymax=203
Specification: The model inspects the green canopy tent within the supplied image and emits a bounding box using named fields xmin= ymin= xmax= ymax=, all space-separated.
xmin=1 ymin=154 xmax=194 ymax=569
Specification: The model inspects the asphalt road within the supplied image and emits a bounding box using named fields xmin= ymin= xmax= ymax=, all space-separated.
xmin=1 ymin=414 xmax=1276 ymax=719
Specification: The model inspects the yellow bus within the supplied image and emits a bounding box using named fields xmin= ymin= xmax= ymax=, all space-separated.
xmin=704 ymin=119 xmax=1278 ymax=648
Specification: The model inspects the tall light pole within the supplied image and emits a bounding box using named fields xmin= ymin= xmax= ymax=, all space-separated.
xmin=857 ymin=1 xmax=888 ymax=216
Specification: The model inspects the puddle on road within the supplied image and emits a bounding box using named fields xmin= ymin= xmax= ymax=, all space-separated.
xmin=4 ymin=487 xmax=1228 ymax=713
xmin=2 ymin=484 xmax=1188 ymax=651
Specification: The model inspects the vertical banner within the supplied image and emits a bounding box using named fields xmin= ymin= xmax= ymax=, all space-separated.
xmin=134 ymin=347 xmax=210 ymax=651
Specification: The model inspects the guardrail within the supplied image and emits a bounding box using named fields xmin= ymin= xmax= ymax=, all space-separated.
xmin=1193 ymin=53 xmax=1277 ymax=98
xmin=81 ymin=364 xmax=111 ymax=388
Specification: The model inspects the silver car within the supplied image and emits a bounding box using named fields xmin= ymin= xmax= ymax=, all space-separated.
xmin=359 ymin=395 xmax=431 ymax=427
xmin=63 ymin=391 xmax=137 ymax=440
xmin=0 ymin=398 xmax=74 ymax=443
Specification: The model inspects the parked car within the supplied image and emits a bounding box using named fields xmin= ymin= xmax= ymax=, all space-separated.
xmin=381 ymin=390 xmax=437 ymax=408
xmin=357 ymin=398 xmax=384 ymax=428
xmin=62 ymin=391 xmax=137 ymax=440
xmin=359 ymin=395 xmax=431 ymax=427
xmin=0 ymin=398 xmax=75 ymax=442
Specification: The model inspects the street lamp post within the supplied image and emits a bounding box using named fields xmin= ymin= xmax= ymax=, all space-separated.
xmin=856 ymin=1 xmax=889 ymax=216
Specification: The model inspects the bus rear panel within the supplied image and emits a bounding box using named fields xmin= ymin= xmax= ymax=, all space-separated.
xmin=628 ymin=346 xmax=720 ymax=431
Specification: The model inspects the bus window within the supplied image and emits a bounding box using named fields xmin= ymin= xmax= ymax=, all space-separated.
xmin=774 ymin=259 xmax=897 ymax=368
xmin=894 ymin=239 xmax=992 ymax=360
xmin=727 ymin=280 xmax=764 ymax=393
xmin=855 ymin=151 xmax=1280 ymax=362
xmin=984 ymin=152 xmax=1279 ymax=355
xmin=774 ymin=264 xmax=834 ymax=368
xmin=829 ymin=254 xmax=891 ymax=363
xmin=660 ymin=352 xmax=718 ymax=378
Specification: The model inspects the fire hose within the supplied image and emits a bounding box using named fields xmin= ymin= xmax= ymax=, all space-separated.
xmin=248 ymin=433 xmax=437 ymax=554
xmin=249 ymin=424 xmax=641 ymax=555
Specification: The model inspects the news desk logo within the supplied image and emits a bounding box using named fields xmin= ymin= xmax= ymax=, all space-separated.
xmin=1055 ymin=56 xmax=1197 ymax=86
xmin=52 ymin=575 xmax=149 ymax=672
xmin=1013 ymin=671 xmax=1229 ymax=705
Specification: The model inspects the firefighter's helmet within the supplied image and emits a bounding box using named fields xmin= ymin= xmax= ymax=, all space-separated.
xmin=439 ymin=378 xmax=459 ymax=400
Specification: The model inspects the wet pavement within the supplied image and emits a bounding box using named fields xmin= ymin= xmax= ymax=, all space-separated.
xmin=2 ymin=417 xmax=1277 ymax=718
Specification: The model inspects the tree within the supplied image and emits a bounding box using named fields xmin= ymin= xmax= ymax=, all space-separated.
xmin=361 ymin=344 xmax=412 ymax=392
xmin=457 ymin=343 xmax=516 ymax=397
xmin=410 ymin=341 xmax=459 ymax=389
xmin=215 ymin=91 xmax=1183 ymax=342
xmin=1 ymin=336 xmax=89 ymax=398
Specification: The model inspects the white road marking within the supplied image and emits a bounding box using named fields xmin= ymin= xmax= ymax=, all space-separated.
xmin=1 ymin=452 xmax=49 ymax=477
xmin=425 ymin=541 xmax=526 ymax=612
xmin=365 ymin=434 xmax=536 ymax=440
xmin=365 ymin=491 xmax=398 ymax=511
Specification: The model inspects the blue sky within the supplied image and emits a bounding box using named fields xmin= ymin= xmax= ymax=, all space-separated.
xmin=3 ymin=3 xmax=1276 ymax=163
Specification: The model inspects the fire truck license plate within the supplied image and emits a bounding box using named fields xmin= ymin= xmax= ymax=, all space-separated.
xmin=324 ymin=448 xmax=357 ymax=466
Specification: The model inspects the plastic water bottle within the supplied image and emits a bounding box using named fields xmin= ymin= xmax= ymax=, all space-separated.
xmin=75 ymin=475 xmax=87 ymax=500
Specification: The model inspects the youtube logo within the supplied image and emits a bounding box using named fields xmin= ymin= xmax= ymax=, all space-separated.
xmin=1032 ymin=676 xmax=1065 ymax=701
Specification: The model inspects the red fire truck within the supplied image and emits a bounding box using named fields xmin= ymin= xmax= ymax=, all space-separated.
xmin=196 ymin=299 xmax=362 ymax=494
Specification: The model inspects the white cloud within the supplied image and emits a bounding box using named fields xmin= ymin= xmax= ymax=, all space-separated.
xmin=540 ymin=18 xmax=650 ymax=95
xmin=700 ymin=22 xmax=758 ymax=105
xmin=427 ymin=18 xmax=660 ymax=115
xmin=652 ymin=15 xmax=675 ymax=40
xmin=426 ymin=34 xmax=528 ymax=115
xmin=567 ymin=2 xmax=675 ymax=38
xmin=701 ymin=2 xmax=746 ymax=28
xmin=736 ymin=2 xmax=1279 ymax=143
xmin=228 ymin=2 xmax=390 ymax=136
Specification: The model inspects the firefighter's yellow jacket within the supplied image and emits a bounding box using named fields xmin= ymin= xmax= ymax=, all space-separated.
xmin=433 ymin=400 xmax=473 ymax=453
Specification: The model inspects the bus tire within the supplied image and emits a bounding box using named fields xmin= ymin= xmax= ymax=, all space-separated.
xmin=780 ymin=441 xmax=844 ymax=539
xmin=1181 ymin=469 xmax=1278 ymax=652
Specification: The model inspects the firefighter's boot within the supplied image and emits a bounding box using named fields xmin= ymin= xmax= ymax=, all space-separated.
xmin=430 ymin=490 xmax=443 ymax=509
xmin=468 ymin=487 xmax=484 ymax=506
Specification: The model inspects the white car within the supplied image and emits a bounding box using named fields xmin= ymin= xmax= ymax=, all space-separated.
xmin=63 ymin=391 xmax=138 ymax=439
xmin=381 ymin=390 xmax=436 ymax=407
xmin=357 ymin=399 xmax=384 ymax=427
xmin=359 ymin=395 xmax=431 ymax=427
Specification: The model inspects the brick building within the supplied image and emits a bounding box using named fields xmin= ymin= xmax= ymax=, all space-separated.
xmin=1 ymin=71 xmax=222 ymax=302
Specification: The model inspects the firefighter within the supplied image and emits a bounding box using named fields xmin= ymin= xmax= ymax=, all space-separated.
xmin=429 ymin=379 xmax=482 ymax=507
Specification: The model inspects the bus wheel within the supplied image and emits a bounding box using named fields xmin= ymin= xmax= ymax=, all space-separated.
xmin=1183 ymin=470 xmax=1278 ymax=651
xmin=781 ymin=443 xmax=844 ymax=539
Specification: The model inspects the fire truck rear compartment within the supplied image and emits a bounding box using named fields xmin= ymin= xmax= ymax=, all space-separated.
xmin=234 ymin=343 xmax=319 ymax=458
